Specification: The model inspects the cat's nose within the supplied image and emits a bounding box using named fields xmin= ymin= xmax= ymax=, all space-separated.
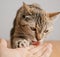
xmin=36 ymin=33 xmax=41 ymax=41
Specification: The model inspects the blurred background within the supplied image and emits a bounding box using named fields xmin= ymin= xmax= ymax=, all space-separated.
xmin=0 ymin=0 xmax=60 ymax=40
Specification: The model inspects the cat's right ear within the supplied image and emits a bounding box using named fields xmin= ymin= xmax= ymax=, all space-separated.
xmin=48 ymin=12 xmax=60 ymax=20
xmin=23 ymin=2 xmax=32 ymax=14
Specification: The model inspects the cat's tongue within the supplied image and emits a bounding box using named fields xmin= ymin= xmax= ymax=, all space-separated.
xmin=32 ymin=41 xmax=40 ymax=46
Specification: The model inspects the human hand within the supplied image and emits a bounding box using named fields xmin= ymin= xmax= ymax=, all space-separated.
xmin=0 ymin=38 xmax=52 ymax=57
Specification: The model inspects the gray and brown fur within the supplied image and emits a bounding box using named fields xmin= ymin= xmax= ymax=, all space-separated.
xmin=10 ymin=3 xmax=60 ymax=48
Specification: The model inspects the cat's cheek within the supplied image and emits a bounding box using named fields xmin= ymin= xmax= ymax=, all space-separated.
xmin=47 ymin=25 xmax=53 ymax=32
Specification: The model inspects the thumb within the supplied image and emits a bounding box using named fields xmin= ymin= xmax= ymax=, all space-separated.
xmin=0 ymin=38 xmax=7 ymax=47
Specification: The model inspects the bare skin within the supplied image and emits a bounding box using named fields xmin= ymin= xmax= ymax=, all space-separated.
xmin=0 ymin=38 xmax=52 ymax=57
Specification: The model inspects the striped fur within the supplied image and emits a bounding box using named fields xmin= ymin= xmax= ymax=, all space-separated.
xmin=10 ymin=3 xmax=60 ymax=48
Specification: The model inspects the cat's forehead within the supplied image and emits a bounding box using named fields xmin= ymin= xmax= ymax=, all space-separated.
xmin=18 ymin=3 xmax=52 ymax=23
xmin=29 ymin=4 xmax=42 ymax=10
xmin=20 ymin=3 xmax=45 ymax=14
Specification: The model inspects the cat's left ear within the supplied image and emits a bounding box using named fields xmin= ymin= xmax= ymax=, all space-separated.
xmin=48 ymin=12 xmax=60 ymax=20
xmin=23 ymin=2 xmax=32 ymax=14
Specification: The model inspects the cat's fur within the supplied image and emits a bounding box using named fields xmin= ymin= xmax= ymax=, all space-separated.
xmin=10 ymin=3 xmax=60 ymax=48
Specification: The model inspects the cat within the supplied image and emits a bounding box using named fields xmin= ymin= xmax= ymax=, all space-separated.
xmin=10 ymin=2 xmax=60 ymax=48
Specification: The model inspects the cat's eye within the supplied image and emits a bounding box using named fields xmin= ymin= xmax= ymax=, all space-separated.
xmin=22 ymin=14 xmax=32 ymax=21
xmin=30 ymin=27 xmax=36 ymax=31
xmin=44 ymin=30 xmax=48 ymax=33
xmin=26 ymin=16 xmax=30 ymax=18
xmin=25 ymin=16 xmax=32 ymax=21
xmin=22 ymin=15 xmax=30 ymax=19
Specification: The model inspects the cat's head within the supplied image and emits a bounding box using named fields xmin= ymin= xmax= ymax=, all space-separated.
xmin=16 ymin=2 xmax=60 ymax=41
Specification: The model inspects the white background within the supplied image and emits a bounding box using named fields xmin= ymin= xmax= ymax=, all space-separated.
xmin=0 ymin=0 xmax=60 ymax=40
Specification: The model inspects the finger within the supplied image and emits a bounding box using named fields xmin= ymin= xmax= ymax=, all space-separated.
xmin=40 ymin=44 xmax=53 ymax=57
xmin=26 ymin=41 xmax=41 ymax=50
xmin=26 ymin=45 xmax=35 ymax=50
xmin=33 ymin=44 xmax=48 ymax=57
xmin=33 ymin=43 xmax=52 ymax=57
xmin=0 ymin=38 xmax=7 ymax=47
xmin=30 ymin=43 xmax=48 ymax=54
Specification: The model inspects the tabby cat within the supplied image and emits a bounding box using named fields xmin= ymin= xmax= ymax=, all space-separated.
xmin=10 ymin=2 xmax=60 ymax=48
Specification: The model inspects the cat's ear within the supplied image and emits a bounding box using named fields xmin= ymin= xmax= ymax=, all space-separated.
xmin=23 ymin=2 xmax=32 ymax=14
xmin=48 ymin=12 xmax=60 ymax=20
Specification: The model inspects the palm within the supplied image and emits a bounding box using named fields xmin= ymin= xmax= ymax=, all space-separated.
xmin=0 ymin=39 xmax=52 ymax=57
